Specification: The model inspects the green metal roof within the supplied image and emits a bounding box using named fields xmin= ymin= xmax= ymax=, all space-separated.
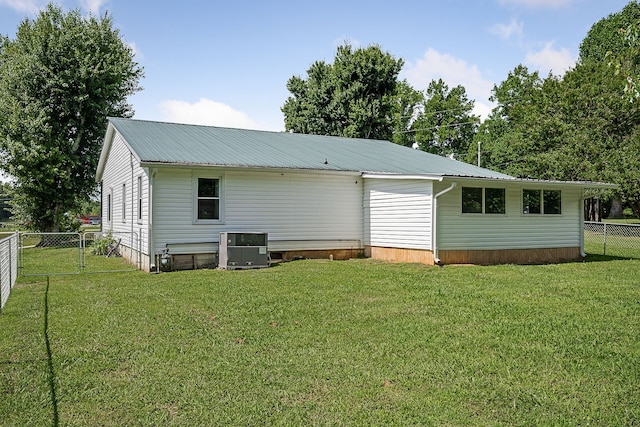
xmin=104 ymin=118 xmax=513 ymax=179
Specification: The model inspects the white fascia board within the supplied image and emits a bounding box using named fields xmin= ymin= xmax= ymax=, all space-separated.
xmin=361 ymin=173 xmax=444 ymax=181
xmin=138 ymin=162 xmax=363 ymax=176
xmin=441 ymin=175 xmax=618 ymax=189
xmin=95 ymin=123 xmax=116 ymax=183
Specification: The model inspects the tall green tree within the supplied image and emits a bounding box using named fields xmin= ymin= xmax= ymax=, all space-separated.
xmin=0 ymin=4 xmax=143 ymax=232
xmin=467 ymin=65 xmax=544 ymax=171
xmin=390 ymin=80 xmax=423 ymax=148
xmin=282 ymin=43 xmax=403 ymax=140
xmin=467 ymin=2 xmax=640 ymax=218
xmin=581 ymin=1 xmax=640 ymax=100
xmin=412 ymin=79 xmax=479 ymax=157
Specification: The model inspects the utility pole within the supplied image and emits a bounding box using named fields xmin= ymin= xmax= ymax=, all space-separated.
xmin=477 ymin=141 xmax=481 ymax=167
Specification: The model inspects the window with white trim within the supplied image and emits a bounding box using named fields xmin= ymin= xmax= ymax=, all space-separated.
xmin=462 ymin=187 xmax=506 ymax=214
xmin=195 ymin=177 xmax=221 ymax=221
xmin=137 ymin=176 xmax=143 ymax=223
xmin=107 ymin=190 xmax=112 ymax=223
xmin=121 ymin=183 xmax=126 ymax=222
xmin=523 ymin=189 xmax=561 ymax=215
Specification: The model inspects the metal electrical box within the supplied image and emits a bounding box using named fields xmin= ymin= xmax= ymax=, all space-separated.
xmin=218 ymin=232 xmax=269 ymax=269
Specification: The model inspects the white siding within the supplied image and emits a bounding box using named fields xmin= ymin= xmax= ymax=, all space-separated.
xmin=100 ymin=132 xmax=150 ymax=258
xmin=152 ymin=168 xmax=363 ymax=254
xmin=364 ymin=178 xmax=433 ymax=250
xmin=436 ymin=181 xmax=582 ymax=250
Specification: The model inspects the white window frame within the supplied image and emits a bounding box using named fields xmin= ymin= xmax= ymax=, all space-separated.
xmin=121 ymin=183 xmax=126 ymax=223
xmin=522 ymin=189 xmax=562 ymax=215
xmin=461 ymin=186 xmax=506 ymax=215
xmin=137 ymin=176 xmax=143 ymax=224
xmin=192 ymin=174 xmax=224 ymax=224
xmin=107 ymin=189 xmax=112 ymax=224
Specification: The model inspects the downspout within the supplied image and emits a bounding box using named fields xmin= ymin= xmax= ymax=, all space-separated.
xmin=580 ymin=189 xmax=586 ymax=258
xmin=99 ymin=181 xmax=103 ymax=233
xmin=130 ymin=153 xmax=135 ymax=265
xmin=432 ymin=182 xmax=458 ymax=264
xmin=148 ymin=168 xmax=156 ymax=271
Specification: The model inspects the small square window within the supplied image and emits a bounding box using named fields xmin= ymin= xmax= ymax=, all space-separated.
xmin=485 ymin=188 xmax=506 ymax=214
xmin=543 ymin=190 xmax=561 ymax=214
xmin=462 ymin=187 xmax=483 ymax=213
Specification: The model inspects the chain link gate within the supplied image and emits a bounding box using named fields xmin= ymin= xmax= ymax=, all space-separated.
xmin=19 ymin=231 xmax=139 ymax=276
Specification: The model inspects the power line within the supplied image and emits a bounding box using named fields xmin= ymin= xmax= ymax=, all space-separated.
xmin=394 ymin=120 xmax=480 ymax=134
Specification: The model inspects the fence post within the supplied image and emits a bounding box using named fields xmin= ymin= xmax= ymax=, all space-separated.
xmin=8 ymin=235 xmax=11 ymax=290
xmin=0 ymin=241 xmax=3 ymax=313
xmin=603 ymin=223 xmax=607 ymax=256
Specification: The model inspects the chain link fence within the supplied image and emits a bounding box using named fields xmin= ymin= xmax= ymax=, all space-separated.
xmin=0 ymin=232 xmax=18 ymax=311
xmin=19 ymin=231 xmax=139 ymax=276
xmin=584 ymin=221 xmax=640 ymax=258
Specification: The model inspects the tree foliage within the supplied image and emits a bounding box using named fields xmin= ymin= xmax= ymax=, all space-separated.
xmin=580 ymin=1 xmax=640 ymax=63
xmin=470 ymin=15 xmax=640 ymax=218
xmin=593 ymin=2 xmax=640 ymax=101
xmin=412 ymin=79 xmax=479 ymax=157
xmin=0 ymin=4 xmax=143 ymax=231
xmin=390 ymin=80 xmax=423 ymax=147
xmin=282 ymin=43 xmax=403 ymax=140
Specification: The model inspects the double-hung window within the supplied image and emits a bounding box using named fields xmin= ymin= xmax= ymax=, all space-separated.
xmin=121 ymin=183 xmax=126 ymax=222
xmin=195 ymin=177 xmax=221 ymax=221
xmin=137 ymin=176 xmax=143 ymax=223
xmin=107 ymin=190 xmax=112 ymax=223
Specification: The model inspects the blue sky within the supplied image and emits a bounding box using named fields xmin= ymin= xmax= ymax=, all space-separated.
xmin=0 ymin=0 xmax=632 ymax=131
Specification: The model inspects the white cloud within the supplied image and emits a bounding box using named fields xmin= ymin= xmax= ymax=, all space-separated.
xmin=490 ymin=18 xmax=524 ymax=40
xmin=127 ymin=41 xmax=143 ymax=60
xmin=160 ymin=98 xmax=269 ymax=130
xmin=497 ymin=0 xmax=573 ymax=8
xmin=0 ymin=0 xmax=45 ymax=13
xmin=0 ymin=0 xmax=108 ymax=15
xmin=401 ymin=48 xmax=495 ymax=120
xmin=525 ymin=42 xmax=576 ymax=76
xmin=79 ymin=0 xmax=108 ymax=15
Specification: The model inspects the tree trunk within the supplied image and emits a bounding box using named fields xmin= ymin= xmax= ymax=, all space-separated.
xmin=607 ymin=198 xmax=624 ymax=219
xmin=630 ymin=201 xmax=640 ymax=220
xmin=584 ymin=198 xmax=602 ymax=222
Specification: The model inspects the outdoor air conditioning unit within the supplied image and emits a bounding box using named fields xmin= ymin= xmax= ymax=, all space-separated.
xmin=218 ymin=232 xmax=269 ymax=270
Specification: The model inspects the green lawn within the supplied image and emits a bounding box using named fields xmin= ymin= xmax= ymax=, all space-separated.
xmin=1 ymin=258 xmax=638 ymax=426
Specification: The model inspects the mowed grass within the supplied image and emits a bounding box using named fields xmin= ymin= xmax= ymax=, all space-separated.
xmin=1 ymin=257 xmax=639 ymax=426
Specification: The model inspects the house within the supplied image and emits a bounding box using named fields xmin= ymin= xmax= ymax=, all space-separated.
xmin=96 ymin=118 xmax=615 ymax=271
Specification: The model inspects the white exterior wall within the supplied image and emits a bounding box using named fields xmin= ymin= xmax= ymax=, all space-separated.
xmin=364 ymin=178 xmax=433 ymax=250
xmin=435 ymin=181 xmax=583 ymax=250
xmin=100 ymin=132 xmax=150 ymax=266
xmin=151 ymin=168 xmax=363 ymax=255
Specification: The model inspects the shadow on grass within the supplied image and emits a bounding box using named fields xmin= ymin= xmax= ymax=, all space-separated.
xmin=44 ymin=276 xmax=59 ymax=427
xmin=583 ymin=253 xmax=640 ymax=262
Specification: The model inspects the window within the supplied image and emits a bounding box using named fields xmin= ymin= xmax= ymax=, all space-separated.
xmin=543 ymin=190 xmax=562 ymax=214
xmin=196 ymin=178 xmax=220 ymax=220
xmin=523 ymin=189 xmax=561 ymax=215
xmin=121 ymin=183 xmax=126 ymax=222
xmin=523 ymin=189 xmax=541 ymax=214
xmin=107 ymin=191 xmax=112 ymax=222
xmin=462 ymin=187 xmax=483 ymax=213
xmin=462 ymin=187 xmax=506 ymax=214
xmin=137 ymin=176 xmax=143 ymax=222
xmin=485 ymin=188 xmax=506 ymax=214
